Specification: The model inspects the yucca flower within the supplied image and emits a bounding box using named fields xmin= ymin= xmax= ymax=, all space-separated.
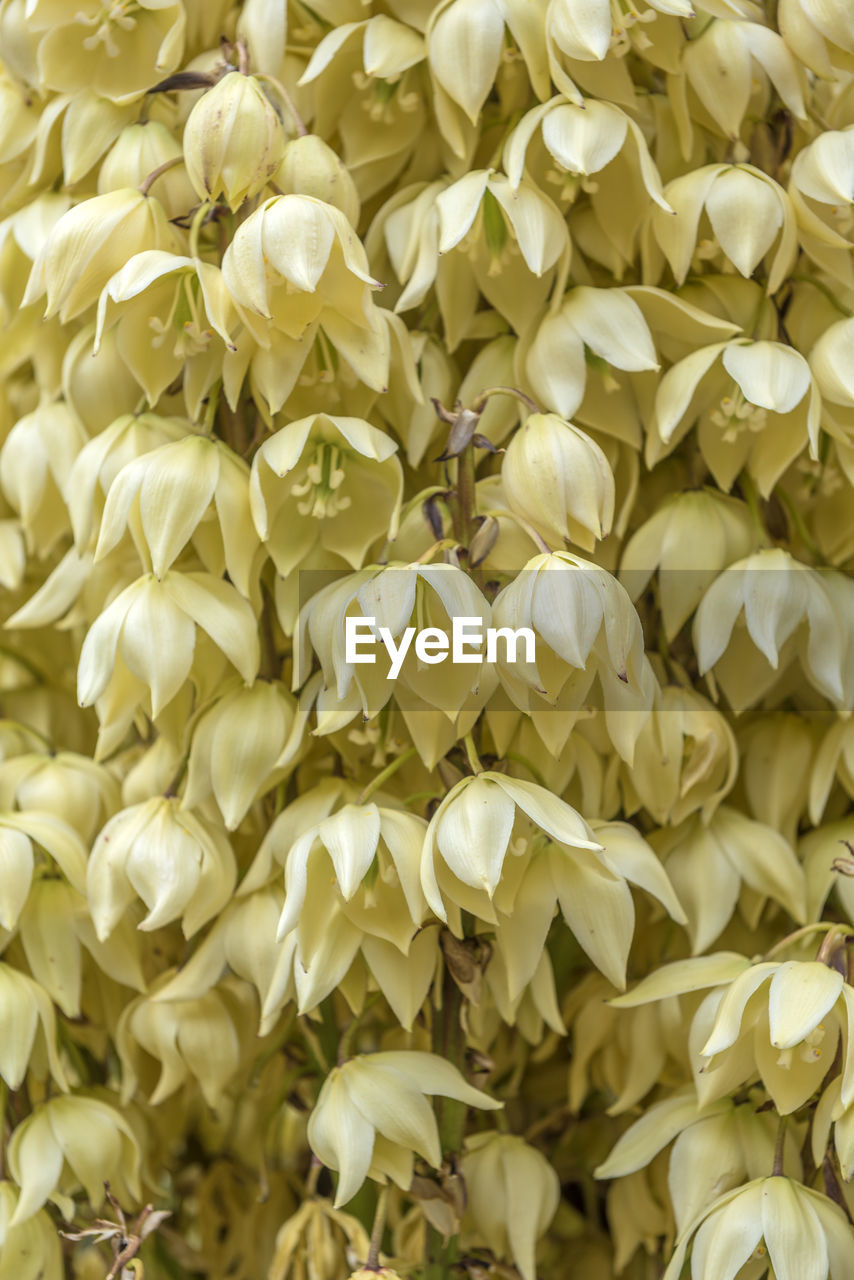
xmin=307 ymin=1050 xmax=501 ymax=1206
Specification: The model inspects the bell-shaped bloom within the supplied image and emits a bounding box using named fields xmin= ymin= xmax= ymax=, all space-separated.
xmin=116 ymin=979 xmax=248 ymax=1107
xmin=621 ymin=686 xmax=738 ymax=826
xmin=250 ymin=414 xmax=403 ymax=577
xmin=437 ymin=168 xmax=568 ymax=276
xmin=184 ymin=679 xmax=305 ymax=830
xmin=501 ymin=413 xmax=615 ymax=550
xmin=651 ymin=164 xmax=796 ymax=294
xmin=461 ymin=1133 xmax=560 ymax=1280
xmin=183 ymin=72 xmax=285 ymax=212
xmin=0 ymin=963 xmax=68 ymax=1092
xmin=693 ymin=548 xmax=849 ymax=710
xmin=505 ymin=96 xmax=671 ymax=209
xmin=17 ymin=877 xmax=143 ymax=1018
xmin=293 ymin=12 xmax=427 ymax=195
xmin=491 ymin=551 xmax=652 ymax=762
xmin=307 ymin=1050 xmax=501 ymax=1206
xmin=77 ymin=569 xmax=260 ymax=718
xmin=94 ymin=433 xmax=260 ymax=595
xmin=275 ymin=134 xmax=361 ymax=226
xmin=222 ymin=194 xmax=389 ymax=409
xmin=425 ymin=0 xmax=548 ymax=126
xmin=22 ymin=190 xmax=175 ymax=322
xmin=620 ymin=490 xmax=755 ymax=640
xmin=274 ymin=801 xmax=427 ymax=948
xmin=423 ymin=775 xmax=683 ymax=989
xmin=651 ymin=806 xmax=807 ymax=954
xmin=663 ymin=1176 xmax=854 ymax=1280
xmin=682 ymin=20 xmax=805 ymax=139
xmin=296 ymin=561 xmax=494 ymax=727
xmin=19 ymin=0 xmax=184 ymax=103
xmin=651 ymin=338 xmax=819 ymax=496
xmin=67 ymin=411 xmax=187 ymax=552
xmin=98 ymin=120 xmax=195 ymax=222
xmin=0 ymin=1182 xmax=62 ymax=1280
xmin=521 ymin=285 xmax=659 ymax=420
xmin=0 ymin=749 xmax=118 ymax=844
xmin=7 ymin=1095 xmax=141 ymax=1225
xmin=384 ymin=171 xmax=569 ymax=338
xmin=94 ymin=250 xmax=241 ymax=416
xmin=809 ymin=315 xmax=854 ymax=445
xmin=0 ymin=810 xmax=87 ymax=930
xmin=87 ymin=796 xmax=237 ymax=939
xmin=546 ymin=0 xmax=692 ymax=71
xmin=778 ymin=0 xmax=854 ymax=76
xmin=0 ymin=401 xmax=86 ymax=555
xmin=421 ymin=770 xmax=599 ymax=916
xmin=619 ymin=952 xmax=854 ymax=1116
xmin=789 ymin=125 xmax=854 ymax=286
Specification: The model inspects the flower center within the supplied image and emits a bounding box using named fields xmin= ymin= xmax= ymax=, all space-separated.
xmin=81 ymin=2 xmax=141 ymax=56
xmin=290 ymin=444 xmax=351 ymax=518
xmin=709 ymin=389 xmax=767 ymax=443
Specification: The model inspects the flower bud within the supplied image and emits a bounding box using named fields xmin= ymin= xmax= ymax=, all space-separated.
xmin=183 ymin=72 xmax=286 ymax=212
xmin=276 ymin=134 xmax=360 ymax=226
xmin=502 ymin=413 xmax=615 ymax=551
xmin=99 ymin=121 xmax=196 ymax=221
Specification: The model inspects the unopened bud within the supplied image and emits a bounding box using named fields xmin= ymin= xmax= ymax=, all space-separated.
xmin=276 ymin=134 xmax=361 ymax=225
xmin=502 ymin=413 xmax=615 ymax=551
xmin=183 ymin=71 xmax=285 ymax=212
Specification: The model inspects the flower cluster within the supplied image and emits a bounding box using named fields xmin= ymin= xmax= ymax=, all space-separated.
xmin=0 ymin=1 xmax=852 ymax=1279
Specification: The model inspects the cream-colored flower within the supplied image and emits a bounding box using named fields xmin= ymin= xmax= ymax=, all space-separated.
xmin=651 ymin=338 xmax=819 ymax=496
xmin=308 ymin=1050 xmax=501 ymax=1206
xmin=94 ymin=432 xmax=260 ymax=594
xmin=462 ymin=1133 xmax=560 ymax=1280
xmin=23 ymin=190 xmax=176 ymax=323
xmin=183 ymin=72 xmax=285 ymax=211
xmin=501 ymin=412 xmax=615 ymax=550
xmin=222 ymin=195 xmax=389 ymax=409
xmin=651 ymin=164 xmax=796 ymax=294
xmin=8 ymin=1095 xmax=141 ymax=1225
xmin=693 ymin=548 xmax=848 ymax=710
xmin=87 ymin=796 xmax=237 ymax=939
xmin=77 ymin=569 xmax=260 ymax=719
xmin=521 ymin=285 xmax=659 ymax=421
xmin=663 ymin=1177 xmax=854 ymax=1280
xmin=620 ymin=490 xmax=755 ymax=640
xmin=250 ymin=413 xmax=403 ymax=576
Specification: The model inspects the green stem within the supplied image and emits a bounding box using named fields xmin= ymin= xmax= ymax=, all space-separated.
xmin=367 ymin=1186 xmax=389 ymax=1269
xmin=777 ymin=488 xmax=820 ymax=559
xmin=763 ymin=922 xmax=835 ymax=960
xmin=462 ymin=733 xmax=483 ymax=776
xmin=357 ymin=746 xmax=418 ymax=804
xmin=471 ymin=385 xmax=539 ymax=415
xmin=189 ymin=201 xmax=211 ymax=258
xmin=772 ymin=1115 xmax=788 ymax=1176
xmin=739 ymin=471 xmax=771 ymax=548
